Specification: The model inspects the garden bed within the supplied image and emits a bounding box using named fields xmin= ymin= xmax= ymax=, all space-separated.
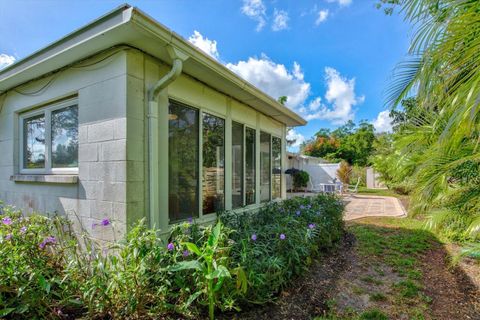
xmin=0 ymin=194 xmax=345 ymax=319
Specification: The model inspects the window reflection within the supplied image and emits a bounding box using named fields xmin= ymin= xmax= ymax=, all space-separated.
xmin=202 ymin=113 xmax=225 ymax=214
xmin=169 ymin=101 xmax=199 ymax=222
xmin=272 ymin=136 xmax=282 ymax=199
xmin=52 ymin=105 xmax=78 ymax=168
xmin=232 ymin=122 xmax=243 ymax=208
xmin=260 ymin=131 xmax=271 ymax=202
xmin=245 ymin=127 xmax=256 ymax=205
xmin=24 ymin=115 xmax=46 ymax=169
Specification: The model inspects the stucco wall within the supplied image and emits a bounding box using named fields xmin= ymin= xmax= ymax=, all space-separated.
xmin=0 ymin=49 xmax=130 ymax=241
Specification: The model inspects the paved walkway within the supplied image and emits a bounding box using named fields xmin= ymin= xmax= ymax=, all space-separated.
xmin=343 ymin=194 xmax=406 ymax=221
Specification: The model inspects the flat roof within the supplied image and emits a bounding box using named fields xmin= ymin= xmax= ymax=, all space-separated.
xmin=0 ymin=4 xmax=306 ymax=127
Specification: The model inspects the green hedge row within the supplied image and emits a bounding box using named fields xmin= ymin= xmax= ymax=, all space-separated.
xmin=0 ymin=194 xmax=344 ymax=319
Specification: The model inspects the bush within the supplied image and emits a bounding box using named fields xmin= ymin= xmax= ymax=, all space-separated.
xmin=219 ymin=194 xmax=345 ymax=303
xmin=293 ymin=170 xmax=310 ymax=191
xmin=0 ymin=195 xmax=345 ymax=319
xmin=336 ymin=160 xmax=352 ymax=185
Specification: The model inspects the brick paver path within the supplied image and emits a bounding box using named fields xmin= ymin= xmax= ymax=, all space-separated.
xmin=344 ymin=194 xmax=406 ymax=221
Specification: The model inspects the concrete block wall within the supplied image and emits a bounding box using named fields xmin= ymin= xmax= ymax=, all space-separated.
xmin=0 ymin=49 xmax=132 ymax=241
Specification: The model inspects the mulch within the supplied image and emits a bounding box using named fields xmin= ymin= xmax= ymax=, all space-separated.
xmin=421 ymin=243 xmax=480 ymax=320
xmin=219 ymin=233 xmax=356 ymax=320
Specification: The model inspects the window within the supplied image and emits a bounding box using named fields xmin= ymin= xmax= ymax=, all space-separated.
xmin=232 ymin=122 xmax=243 ymax=209
xmin=20 ymin=99 xmax=78 ymax=174
xmin=272 ymin=136 xmax=282 ymax=199
xmin=202 ymin=113 xmax=225 ymax=214
xmin=169 ymin=101 xmax=199 ymax=222
xmin=260 ymin=131 xmax=271 ymax=202
xmin=245 ymin=127 xmax=256 ymax=205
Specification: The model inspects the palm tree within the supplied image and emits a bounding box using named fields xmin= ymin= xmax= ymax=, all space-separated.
xmin=385 ymin=1 xmax=480 ymax=244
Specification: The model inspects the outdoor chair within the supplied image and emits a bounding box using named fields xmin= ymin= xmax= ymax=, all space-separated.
xmin=346 ymin=177 xmax=361 ymax=194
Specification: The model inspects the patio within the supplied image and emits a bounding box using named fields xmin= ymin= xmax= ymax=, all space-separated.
xmin=287 ymin=192 xmax=407 ymax=220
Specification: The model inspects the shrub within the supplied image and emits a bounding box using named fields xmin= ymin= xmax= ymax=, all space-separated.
xmin=1 ymin=194 xmax=345 ymax=319
xmin=293 ymin=170 xmax=310 ymax=191
xmin=219 ymin=194 xmax=345 ymax=303
xmin=337 ymin=160 xmax=352 ymax=186
xmin=0 ymin=204 xmax=79 ymax=319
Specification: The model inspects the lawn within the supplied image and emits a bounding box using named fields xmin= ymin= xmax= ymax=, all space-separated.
xmin=314 ymin=216 xmax=479 ymax=320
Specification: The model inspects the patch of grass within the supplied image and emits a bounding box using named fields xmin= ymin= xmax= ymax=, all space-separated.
xmin=369 ymin=292 xmax=387 ymax=302
xmin=352 ymin=285 xmax=366 ymax=295
xmin=359 ymin=308 xmax=388 ymax=320
xmin=395 ymin=280 xmax=420 ymax=298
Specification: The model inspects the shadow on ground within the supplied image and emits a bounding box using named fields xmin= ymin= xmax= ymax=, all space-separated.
xmin=220 ymin=218 xmax=480 ymax=320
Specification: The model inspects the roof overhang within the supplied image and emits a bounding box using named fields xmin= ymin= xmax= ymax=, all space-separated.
xmin=0 ymin=4 xmax=306 ymax=126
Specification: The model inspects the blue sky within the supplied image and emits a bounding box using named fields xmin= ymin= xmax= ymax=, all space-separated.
xmin=0 ymin=0 xmax=411 ymax=151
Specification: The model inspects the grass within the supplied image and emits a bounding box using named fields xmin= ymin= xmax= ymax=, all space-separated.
xmin=319 ymin=216 xmax=437 ymax=319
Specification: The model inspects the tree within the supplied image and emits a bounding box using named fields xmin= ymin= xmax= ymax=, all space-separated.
xmin=301 ymin=120 xmax=375 ymax=166
xmin=377 ymin=0 xmax=480 ymax=248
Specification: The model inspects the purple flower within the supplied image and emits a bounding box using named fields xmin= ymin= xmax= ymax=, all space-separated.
xmin=307 ymin=205 xmax=312 ymax=209
xmin=183 ymin=250 xmax=190 ymax=257
xmin=167 ymin=243 xmax=174 ymax=251
xmin=251 ymin=234 xmax=257 ymax=241
xmin=101 ymin=218 xmax=110 ymax=226
xmin=308 ymin=223 xmax=316 ymax=229
xmin=295 ymin=210 xmax=301 ymax=216
xmin=39 ymin=236 xmax=56 ymax=249
xmin=279 ymin=233 xmax=286 ymax=240
xmin=20 ymin=226 xmax=27 ymax=234
xmin=300 ymin=205 xmax=305 ymax=210
xmin=5 ymin=233 xmax=12 ymax=241
xmin=2 ymin=217 xmax=12 ymax=225
xmin=187 ymin=217 xmax=193 ymax=224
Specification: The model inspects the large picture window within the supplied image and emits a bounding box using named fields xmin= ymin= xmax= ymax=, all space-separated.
xmin=202 ymin=113 xmax=225 ymax=214
xmin=20 ymin=99 xmax=78 ymax=174
xmin=232 ymin=122 xmax=243 ymax=209
xmin=260 ymin=131 xmax=271 ymax=203
xmin=272 ymin=136 xmax=282 ymax=199
xmin=169 ymin=101 xmax=199 ymax=222
xmin=245 ymin=127 xmax=256 ymax=205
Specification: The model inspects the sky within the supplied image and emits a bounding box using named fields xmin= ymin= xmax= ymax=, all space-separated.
xmin=0 ymin=0 xmax=412 ymax=151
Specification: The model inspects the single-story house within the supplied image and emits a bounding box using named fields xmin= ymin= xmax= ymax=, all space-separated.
xmin=0 ymin=4 xmax=306 ymax=240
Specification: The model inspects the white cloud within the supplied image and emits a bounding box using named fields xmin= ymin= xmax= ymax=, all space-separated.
xmin=308 ymin=97 xmax=322 ymax=111
xmin=272 ymin=9 xmax=289 ymax=31
xmin=372 ymin=110 xmax=393 ymax=133
xmin=241 ymin=0 xmax=267 ymax=31
xmin=188 ymin=30 xmax=219 ymax=60
xmin=327 ymin=0 xmax=352 ymax=7
xmin=315 ymin=9 xmax=329 ymax=25
xmin=287 ymin=129 xmax=305 ymax=148
xmin=0 ymin=54 xmax=15 ymax=70
xmin=303 ymin=67 xmax=363 ymax=124
xmin=226 ymin=55 xmax=310 ymax=109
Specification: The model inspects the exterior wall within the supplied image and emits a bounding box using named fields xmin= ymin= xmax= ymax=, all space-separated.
xmin=0 ymin=47 xmax=290 ymax=239
xmin=0 ymin=50 xmax=130 ymax=241
xmin=129 ymin=51 xmax=288 ymax=230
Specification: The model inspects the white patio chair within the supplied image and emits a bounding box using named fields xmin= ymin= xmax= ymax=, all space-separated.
xmin=346 ymin=177 xmax=361 ymax=194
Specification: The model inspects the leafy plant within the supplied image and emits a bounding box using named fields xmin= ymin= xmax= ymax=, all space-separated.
xmin=293 ymin=170 xmax=310 ymax=191
xmin=337 ymin=160 xmax=352 ymax=186
xmin=170 ymin=222 xmax=246 ymax=320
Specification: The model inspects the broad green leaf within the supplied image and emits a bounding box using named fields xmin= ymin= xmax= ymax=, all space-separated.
xmin=169 ymin=260 xmax=204 ymax=272
xmin=0 ymin=308 xmax=15 ymax=317
xmin=205 ymin=265 xmax=231 ymax=280
xmin=183 ymin=242 xmax=202 ymax=256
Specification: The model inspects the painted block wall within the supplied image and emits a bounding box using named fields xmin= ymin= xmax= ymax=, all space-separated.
xmin=0 ymin=50 xmax=130 ymax=241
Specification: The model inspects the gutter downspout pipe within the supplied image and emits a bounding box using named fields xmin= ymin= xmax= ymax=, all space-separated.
xmin=147 ymin=45 xmax=188 ymax=228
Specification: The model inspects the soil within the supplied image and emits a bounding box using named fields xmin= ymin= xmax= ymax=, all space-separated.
xmin=220 ymin=233 xmax=356 ymax=320
xmin=421 ymin=243 xmax=480 ymax=319
xmin=220 ymin=230 xmax=480 ymax=320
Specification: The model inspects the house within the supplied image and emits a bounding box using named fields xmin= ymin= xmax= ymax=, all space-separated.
xmin=0 ymin=4 xmax=306 ymax=240
xmin=286 ymin=153 xmax=340 ymax=191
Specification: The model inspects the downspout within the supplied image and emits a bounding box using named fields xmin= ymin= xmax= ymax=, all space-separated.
xmin=147 ymin=45 xmax=188 ymax=228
